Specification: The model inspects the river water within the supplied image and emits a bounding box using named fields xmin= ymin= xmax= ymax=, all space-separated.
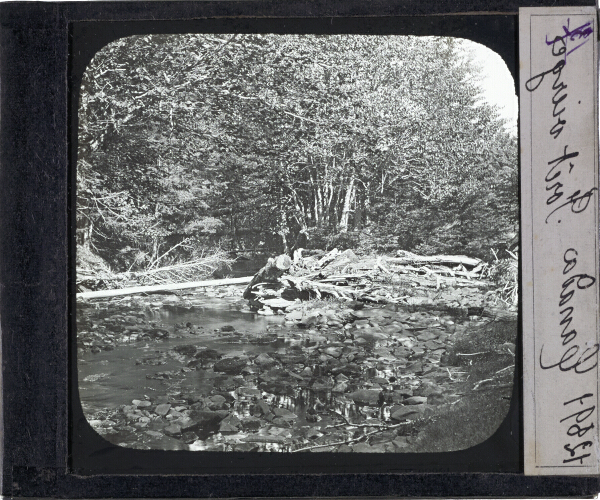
xmin=77 ymin=284 xmax=516 ymax=452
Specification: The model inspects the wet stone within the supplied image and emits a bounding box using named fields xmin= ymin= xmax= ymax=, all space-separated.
xmin=195 ymin=348 xmax=221 ymax=360
xmin=163 ymin=423 xmax=182 ymax=436
xmin=241 ymin=416 xmax=262 ymax=431
xmin=186 ymin=410 xmax=224 ymax=428
xmin=349 ymin=301 xmax=364 ymax=310
xmin=323 ymin=346 xmax=343 ymax=358
xmin=272 ymin=408 xmax=297 ymax=420
xmin=272 ymin=417 xmax=292 ymax=428
xmin=207 ymin=395 xmax=227 ymax=410
xmin=254 ymin=352 xmax=277 ymax=368
xmin=173 ymin=344 xmax=197 ymax=356
xmin=259 ymin=381 xmax=295 ymax=395
xmin=233 ymin=443 xmax=260 ymax=452
xmin=237 ymin=387 xmax=262 ymax=398
xmin=416 ymin=331 xmax=439 ymax=342
xmin=219 ymin=414 xmax=242 ymax=432
xmin=253 ymin=400 xmax=271 ymax=416
xmin=272 ymin=353 xmax=307 ymax=365
xmin=213 ymin=377 xmax=238 ymax=391
xmin=331 ymin=363 xmax=362 ymax=376
xmin=213 ymin=357 xmax=248 ymax=375
xmin=285 ymin=309 xmax=304 ymax=322
xmin=332 ymin=381 xmax=348 ymax=393
xmin=181 ymin=431 xmax=199 ymax=443
xmin=311 ymin=377 xmax=334 ymax=391
xmin=351 ymin=389 xmax=382 ymax=406
xmin=424 ymin=340 xmax=442 ymax=350
xmin=352 ymin=443 xmax=378 ymax=453
xmin=404 ymin=396 xmax=427 ymax=405
xmin=390 ymin=405 xmax=425 ymax=421
xmin=155 ymin=403 xmax=172 ymax=416
xmin=392 ymin=436 xmax=410 ymax=450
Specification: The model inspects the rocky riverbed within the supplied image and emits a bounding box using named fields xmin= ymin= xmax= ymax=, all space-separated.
xmin=78 ymin=284 xmax=516 ymax=452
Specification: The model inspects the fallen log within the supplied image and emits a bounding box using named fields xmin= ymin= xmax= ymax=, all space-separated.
xmin=281 ymin=275 xmax=357 ymax=300
xmin=387 ymin=254 xmax=481 ymax=268
xmin=78 ymin=276 xmax=253 ymax=300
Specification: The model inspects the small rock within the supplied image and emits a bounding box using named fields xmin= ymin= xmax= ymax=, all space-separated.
xmin=220 ymin=325 xmax=236 ymax=332
xmin=145 ymin=430 xmax=164 ymax=438
xmin=254 ymin=352 xmax=277 ymax=368
xmin=285 ymin=309 xmax=304 ymax=321
xmin=237 ymin=387 xmax=262 ymax=398
xmin=219 ymin=415 xmax=242 ymax=433
xmin=195 ymin=348 xmax=221 ymax=360
xmin=323 ymin=346 xmax=343 ymax=358
xmin=272 ymin=417 xmax=292 ymax=427
xmin=186 ymin=410 xmax=225 ymax=429
xmin=173 ymin=344 xmax=197 ymax=356
xmin=424 ymin=340 xmax=442 ymax=350
xmin=272 ymin=408 xmax=297 ymax=420
xmin=392 ymin=436 xmax=410 ymax=450
xmin=390 ymin=405 xmax=424 ymax=421
xmin=163 ymin=423 xmax=182 ymax=436
xmin=233 ymin=443 xmax=260 ymax=452
xmin=306 ymin=429 xmax=324 ymax=439
xmin=350 ymin=389 xmax=382 ymax=406
xmin=207 ymin=395 xmax=227 ymax=410
xmin=331 ymin=363 xmax=362 ymax=376
xmin=298 ymin=312 xmax=319 ymax=328
xmin=213 ymin=357 xmax=248 ymax=374
xmin=209 ymin=395 xmax=227 ymax=404
xmin=417 ymin=331 xmax=439 ymax=341
xmin=155 ymin=403 xmax=172 ymax=416
xmin=404 ymin=396 xmax=428 ymax=405
xmin=253 ymin=399 xmax=272 ymax=416
xmin=352 ymin=443 xmax=376 ymax=453
xmin=241 ymin=416 xmax=262 ymax=431
xmin=349 ymin=300 xmax=364 ymax=310
xmin=257 ymin=307 xmax=275 ymax=316
xmin=332 ymin=381 xmax=348 ymax=393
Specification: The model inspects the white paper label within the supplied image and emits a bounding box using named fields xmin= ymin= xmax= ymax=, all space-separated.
xmin=520 ymin=6 xmax=599 ymax=475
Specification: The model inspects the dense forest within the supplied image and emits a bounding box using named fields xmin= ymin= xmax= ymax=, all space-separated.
xmin=76 ymin=34 xmax=518 ymax=274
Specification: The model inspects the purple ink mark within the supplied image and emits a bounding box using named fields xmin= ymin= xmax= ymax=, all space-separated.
xmin=545 ymin=18 xmax=594 ymax=61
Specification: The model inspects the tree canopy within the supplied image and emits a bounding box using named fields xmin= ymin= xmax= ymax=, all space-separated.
xmin=77 ymin=34 xmax=517 ymax=272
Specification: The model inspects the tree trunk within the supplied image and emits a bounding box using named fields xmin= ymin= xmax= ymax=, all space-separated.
xmin=279 ymin=191 xmax=289 ymax=255
xmin=79 ymin=276 xmax=253 ymax=300
xmin=339 ymin=177 xmax=355 ymax=232
xmin=354 ymin=189 xmax=363 ymax=231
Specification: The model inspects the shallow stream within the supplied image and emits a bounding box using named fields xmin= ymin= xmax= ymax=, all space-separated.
xmin=77 ymin=286 xmax=515 ymax=452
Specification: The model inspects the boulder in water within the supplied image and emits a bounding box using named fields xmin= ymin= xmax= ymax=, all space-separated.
xmin=213 ymin=357 xmax=248 ymax=374
xmin=350 ymin=389 xmax=382 ymax=406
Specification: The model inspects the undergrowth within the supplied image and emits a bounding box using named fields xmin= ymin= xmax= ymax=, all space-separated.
xmin=414 ymin=319 xmax=517 ymax=452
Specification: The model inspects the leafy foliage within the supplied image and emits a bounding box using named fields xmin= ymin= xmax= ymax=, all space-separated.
xmin=77 ymin=34 xmax=517 ymax=271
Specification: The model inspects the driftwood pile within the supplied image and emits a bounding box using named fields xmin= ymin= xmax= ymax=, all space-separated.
xmin=77 ymin=251 xmax=236 ymax=296
xmin=242 ymin=248 xmax=514 ymax=319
